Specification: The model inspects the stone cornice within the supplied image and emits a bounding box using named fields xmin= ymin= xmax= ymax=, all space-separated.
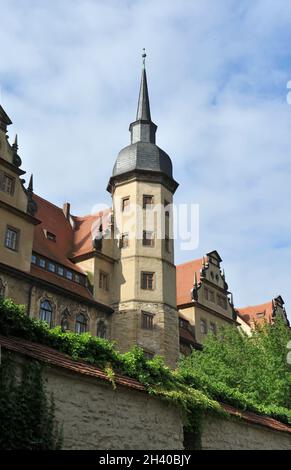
xmin=0 ymin=199 xmax=41 ymax=225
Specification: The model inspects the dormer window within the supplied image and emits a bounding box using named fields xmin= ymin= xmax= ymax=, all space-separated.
xmin=44 ymin=230 xmax=56 ymax=242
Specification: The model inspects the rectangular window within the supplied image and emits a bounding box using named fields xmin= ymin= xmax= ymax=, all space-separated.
xmin=120 ymin=233 xmax=129 ymax=249
xmin=0 ymin=173 xmax=15 ymax=196
xmin=141 ymin=311 xmax=154 ymax=330
xmin=46 ymin=231 xmax=56 ymax=242
xmin=57 ymin=266 xmax=64 ymax=276
xmin=217 ymin=294 xmax=227 ymax=310
xmin=31 ymin=254 xmax=37 ymax=264
xmin=164 ymin=199 xmax=170 ymax=217
xmin=210 ymin=322 xmax=217 ymax=336
xmin=141 ymin=271 xmax=155 ymax=290
xmin=99 ymin=271 xmax=109 ymax=291
xmin=121 ymin=197 xmax=130 ymax=212
xmin=48 ymin=262 xmax=56 ymax=273
xmin=4 ymin=227 xmax=19 ymax=251
xmin=39 ymin=258 xmax=46 ymax=268
xmin=205 ymin=287 xmax=215 ymax=303
xmin=200 ymin=319 xmax=207 ymax=335
xmin=143 ymin=195 xmax=154 ymax=209
xmin=75 ymin=274 xmax=80 ymax=283
xmin=66 ymin=270 xmax=73 ymax=280
xmin=142 ymin=231 xmax=154 ymax=247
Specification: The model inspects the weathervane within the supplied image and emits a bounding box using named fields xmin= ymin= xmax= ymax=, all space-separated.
xmin=142 ymin=48 xmax=146 ymax=67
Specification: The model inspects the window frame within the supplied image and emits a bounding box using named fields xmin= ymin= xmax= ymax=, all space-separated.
xmin=99 ymin=271 xmax=109 ymax=291
xmin=39 ymin=299 xmax=53 ymax=326
xmin=143 ymin=194 xmax=154 ymax=209
xmin=121 ymin=196 xmax=130 ymax=212
xmin=141 ymin=311 xmax=154 ymax=330
xmin=141 ymin=271 xmax=155 ymax=290
xmin=4 ymin=226 xmax=19 ymax=251
xmin=142 ymin=230 xmax=155 ymax=247
xmin=0 ymin=172 xmax=15 ymax=196
xmin=200 ymin=318 xmax=207 ymax=335
xmin=120 ymin=233 xmax=129 ymax=249
xmin=75 ymin=313 xmax=87 ymax=334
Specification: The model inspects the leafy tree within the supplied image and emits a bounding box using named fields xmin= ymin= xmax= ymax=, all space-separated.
xmin=179 ymin=318 xmax=291 ymax=417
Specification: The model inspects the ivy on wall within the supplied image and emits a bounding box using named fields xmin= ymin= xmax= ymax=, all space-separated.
xmin=0 ymin=351 xmax=63 ymax=450
xmin=0 ymin=297 xmax=290 ymax=447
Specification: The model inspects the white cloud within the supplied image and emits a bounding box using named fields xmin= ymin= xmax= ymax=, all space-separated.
xmin=1 ymin=0 xmax=291 ymax=316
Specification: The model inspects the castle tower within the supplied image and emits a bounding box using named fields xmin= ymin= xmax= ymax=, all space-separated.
xmin=107 ymin=54 xmax=179 ymax=367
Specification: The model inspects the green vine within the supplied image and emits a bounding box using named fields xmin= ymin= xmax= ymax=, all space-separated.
xmin=0 ymin=297 xmax=290 ymax=448
xmin=0 ymin=351 xmax=63 ymax=450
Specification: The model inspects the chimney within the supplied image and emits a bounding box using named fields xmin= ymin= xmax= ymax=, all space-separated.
xmin=63 ymin=202 xmax=70 ymax=220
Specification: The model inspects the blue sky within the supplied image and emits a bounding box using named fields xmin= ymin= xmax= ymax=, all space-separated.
xmin=1 ymin=0 xmax=291 ymax=315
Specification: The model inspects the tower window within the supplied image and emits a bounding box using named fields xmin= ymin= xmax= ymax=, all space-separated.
xmin=120 ymin=233 xmax=129 ymax=249
xmin=200 ymin=319 xmax=207 ymax=335
xmin=141 ymin=311 xmax=154 ymax=330
xmin=99 ymin=271 xmax=109 ymax=291
xmin=97 ymin=320 xmax=107 ymax=339
xmin=164 ymin=199 xmax=170 ymax=217
xmin=121 ymin=197 xmax=130 ymax=212
xmin=0 ymin=172 xmax=15 ymax=196
xmin=5 ymin=226 xmax=19 ymax=251
xmin=143 ymin=195 xmax=154 ymax=209
xmin=75 ymin=313 xmax=87 ymax=334
xmin=141 ymin=271 xmax=155 ymax=290
xmin=142 ymin=231 xmax=154 ymax=247
xmin=39 ymin=299 xmax=53 ymax=326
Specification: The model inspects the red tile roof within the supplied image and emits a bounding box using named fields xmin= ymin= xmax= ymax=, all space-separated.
xmin=31 ymin=194 xmax=111 ymax=303
xmin=176 ymin=258 xmax=203 ymax=306
xmin=237 ymin=301 xmax=273 ymax=326
xmin=222 ymin=403 xmax=291 ymax=435
xmin=0 ymin=334 xmax=145 ymax=392
xmin=30 ymin=264 xmax=95 ymax=302
xmin=1 ymin=334 xmax=291 ymax=435
xmin=32 ymin=194 xmax=81 ymax=272
xmin=71 ymin=209 xmax=112 ymax=258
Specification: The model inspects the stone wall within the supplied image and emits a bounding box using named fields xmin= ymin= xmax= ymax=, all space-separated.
xmin=43 ymin=365 xmax=183 ymax=450
xmin=200 ymin=415 xmax=291 ymax=450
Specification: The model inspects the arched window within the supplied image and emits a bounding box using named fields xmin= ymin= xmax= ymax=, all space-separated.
xmin=97 ymin=320 xmax=107 ymax=339
xmin=39 ymin=299 xmax=53 ymax=326
xmin=75 ymin=313 xmax=87 ymax=334
xmin=0 ymin=278 xmax=5 ymax=299
xmin=61 ymin=309 xmax=70 ymax=332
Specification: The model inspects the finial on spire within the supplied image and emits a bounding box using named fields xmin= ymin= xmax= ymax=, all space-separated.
xmin=142 ymin=48 xmax=146 ymax=68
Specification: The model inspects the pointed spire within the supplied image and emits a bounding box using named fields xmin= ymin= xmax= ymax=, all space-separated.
xmin=136 ymin=49 xmax=151 ymax=121
xmin=194 ymin=271 xmax=198 ymax=288
xmin=28 ymin=174 xmax=33 ymax=192
xmin=129 ymin=50 xmax=157 ymax=144
xmin=13 ymin=134 xmax=18 ymax=151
